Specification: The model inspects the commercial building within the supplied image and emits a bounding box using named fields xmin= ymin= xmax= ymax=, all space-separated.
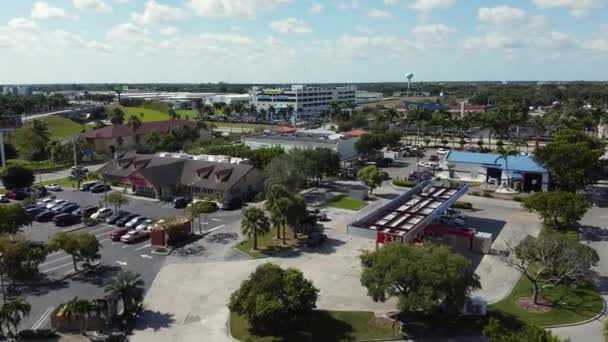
xmin=241 ymin=131 xmax=360 ymax=160
xmin=81 ymin=120 xmax=210 ymax=154
xmin=447 ymin=103 xmax=492 ymax=117
xmin=348 ymin=180 xmax=469 ymax=244
xmin=205 ymin=94 xmax=250 ymax=106
xmin=250 ymin=85 xmax=356 ymax=120
xmin=440 ymin=151 xmax=549 ymax=192
xmin=2 ymin=85 xmax=33 ymax=96
xmin=355 ymin=91 xmax=383 ymax=103
xmin=98 ymin=152 xmax=264 ymax=202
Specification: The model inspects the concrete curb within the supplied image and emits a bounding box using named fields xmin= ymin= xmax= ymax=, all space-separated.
xmin=542 ymin=295 xmax=607 ymax=329
xmin=231 ymin=246 xmax=268 ymax=260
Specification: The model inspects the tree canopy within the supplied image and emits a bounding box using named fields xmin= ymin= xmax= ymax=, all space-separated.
xmin=241 ymin=207 xmax=271 ymax=250
xmin=0 ymin=165 xmax=35 ymax=190
xmin=228 ymin=263 xmax=319 ymax=332
xmin=357 ymin=165 xmax=385 ymax=195
xmin=534 ymin=129 xmax=604 ymax=192
xmin=105 ymin=191 xmax=130 ymax=212
xmin=360 ymin=243 xmax=481 ymax=313
xmin=522 ymin=191 xmax=591 ymax=230
xmin=0 ymin=204 xmax=32 ymax=235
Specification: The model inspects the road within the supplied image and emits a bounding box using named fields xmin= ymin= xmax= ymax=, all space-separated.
xmin=13 ymin=189 xmax=242 ymax=331
xmin=34 ymin=163 xmax=107 ymax=183
xmin=22 ymin=106 xmax=101 ymax=122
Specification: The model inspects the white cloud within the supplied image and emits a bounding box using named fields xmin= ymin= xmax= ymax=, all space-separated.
xmin=478 ymin=6 xmax=526 ymax=26
xmin=338 ymin=0 xmax=360 ymax=11
xmin=31 ymin=2 xmax=68 ymax=20
xmin=106 ymin=22 xmax=152 ymax=52
xmin=198 ymin=33 xmax=254 ymax=45
xmin=270 ymin=17 xmax=312 ymax=34
xmin=309 ymin=2 xmax=323 ymax=14
xmin=384 ymin=0 xmax=398 ymax=4
xmin=8 ymin=17 xmax=39 ymax=30
xmin=323 ymin=34 xmax=416 ymax=61
xmin=413 ymin=24 xmax=454 ymax=48
xmin=186 ymin=0 xmax=290 ymax=18
xmin=131 ymin=1 xmax=185 ymax=25
xmin=73 ymin=0 xmax=112 ymax=13
xmin=533 ymin=0 xmax=607 ymax=18
xmin=356 ymin=25 xmax=373 ymax=34
xmin=367 ymin=9 xmax=392 ymax=18
xmin=160 ymin=26 xmax=179 ymax=36
xmin=409 ymin=0 xmax=455 ymax=12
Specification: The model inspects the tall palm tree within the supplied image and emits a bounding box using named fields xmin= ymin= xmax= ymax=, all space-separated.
xmin=104 ymin=271 xmax=145 ymax=315
xmin=62 ymin=297 xmax=93 ymax=334
xmin=111 ymin=113 xmax=125 ymax=125
xmin=127 ymin=115 xmax=142 ymax=131
xmin=241 ymin=207 xmax=271 ymax=250
xmin=265 ymin=184 xmax=292 ymax=241
xmin=268 ymin=105 xmax=276 ymax=124
xmin=0 ymin=297 xmax=31 ymax=339
xmin=286 ymin=195 xmax=307 ymax=239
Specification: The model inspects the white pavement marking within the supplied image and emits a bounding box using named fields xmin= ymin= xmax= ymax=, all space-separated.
xmin=31 ymin=306 xmax=54 ymax=330
xmin=98 ymin=237 xmax=111 ymax=244
xmin=205 ymin=224 xmax=225 ymax=234
xmin=87 ymin=225 xmax=116 ymax=235
xmin=211 ymin=218 xmax=222 ymax=222
xmin=41 ymin=261 xmax=73 ymax=273
xmin=39 ymin=254 xmax=72 ymax=268
xmin=201 ymin=222 xmax=209 ymax=225
xmin=134 ymin=243 xmax=152 ymax=251
xmin=116 ymin=261 xmax=128 ymax=266
xmin=141 ymin=254 xmax=153 ymax=259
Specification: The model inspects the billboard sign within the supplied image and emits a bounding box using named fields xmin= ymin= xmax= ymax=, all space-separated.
xmin=113 ymin=85 xmax=129 ymax=93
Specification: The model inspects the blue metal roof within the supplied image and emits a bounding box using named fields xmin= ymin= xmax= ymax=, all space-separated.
xmin=446 ymin=151 xmax=547 ymax=173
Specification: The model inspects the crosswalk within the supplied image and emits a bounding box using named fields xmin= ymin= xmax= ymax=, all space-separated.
xmin=39 ymin=224 xmax=154 ymax=276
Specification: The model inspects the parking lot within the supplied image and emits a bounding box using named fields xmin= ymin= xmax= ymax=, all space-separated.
xmin=14 ymin=188 xmax=241 ymax=331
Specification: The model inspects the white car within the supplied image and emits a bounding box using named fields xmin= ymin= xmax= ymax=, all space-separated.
xmin=444 ymin=208 xmax=467 ymax=221
xmin=45 ymin=184 xmax=63 ymax=191
xmin=418 ymin=161 xmax=429 ymax=168
xmin=437 ymin=148 xmax=450 ymax=155
xmin=125 ymin=216 xmax=147 ymax=229
xmin=38 ymin=198 xmax=53 ymax=206
xmin=91 ymin=208 xmax=113 ymax=220
xmin=121 ymin=229 xmax=150 ymax=243
xmin=46 ymin=199 xmax=66 ymax=209
xmin=135 ymin=219 xmax=153 ymax=231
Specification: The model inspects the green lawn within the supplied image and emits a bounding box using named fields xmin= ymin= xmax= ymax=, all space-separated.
xmin=230 ymin=310 xmax=401 ymax=342
xmin=35 ymin=177 xmax=76 ymax=189
xmin=235 ymin=226 xmax=307 ymax=258
xmin=324 ymin=194 xmax=368 ymax=211
xmin=18 ymin=115 xmax=86 ymax=140
xmin=489 ymin=275 xmax=603 ymax=326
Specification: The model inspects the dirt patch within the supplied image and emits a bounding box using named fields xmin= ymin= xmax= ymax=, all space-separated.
xmin=515 ymin=296 xmax=552 ymax=313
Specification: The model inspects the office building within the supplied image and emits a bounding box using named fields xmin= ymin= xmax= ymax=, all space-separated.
xmin=205 ymin=94 xmax=250 ymax=106
xmin=2 ymin=85 xmax=33 ymax=96
xmin=250 ymin=85 xmax=356 ymax=121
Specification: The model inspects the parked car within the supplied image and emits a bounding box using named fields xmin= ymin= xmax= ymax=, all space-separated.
xmin=418 ymin=161 xmax=429 ymax=168
xmin=51 ymin=202 xmax=75 ymax=212
xmin=45 ymin=184 xmax=63 ymax=192
xmin=172 ymin=196 xmax=189 ymax=209
xmin=437 ymin=148 xmax=450 ymax=155
xmin=120 ymin=229 xmax=150 ymax=243
xmin=221 ymin=198 xmax=242 ymax=210
xmin=116 ymin=214 xmax=139 ymax=227
xmin=26 ymin=206 xmax=45 ymax=217
xmin=59 ymin=204 xmax=80 ymax=214
xmin=53 ymin=213 xmax=81 ymax=227
xmin=306 ymin=232 xmax=328 ymax=247
xmin=6 ymin=190 xmax=28 ymax=200
xmin=439 ymin=216 xmax=465 ymax=227
xmin=377 ymin=158 xmax=394 ymax=168
xmin=429 ymin=155 xmax=439 ymax=162
xmin=81 ymin=205 xmax=99 ymax=218
xmin=91 ymin=208 xmax=113 ymax=220
xmin=35 ymin=210 xmax=59 ymax=222
xmin=444 ymin=208 xmax=467 ymax=220
xmin=110 ymin=228 xmax=130 ymax=241
xmin=38 ymin=198 xmax=53 ymax=206
xmin=28 ymin=186 xmax=48 ymax=197
xmin=80 ymin=182 xmax=98 ymax=191
xmin=135 ymin=219 xmax=153 ymax=231
xmin=90 ymin=184 xmax=111 ymax=193
xmin=0 ymin=195 xmax=9 ymax=203
xmin=46 ymin=199 xmax=66 ymax=209
xmin=106 ymin=211 xmax=130 ymax=225
xmin=125 ymin=216 xmax=148 ymax=229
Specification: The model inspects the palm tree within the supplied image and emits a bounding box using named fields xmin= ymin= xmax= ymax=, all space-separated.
xmin=0 ymin=297 xmax=31 ymax=339
xmin=268 ymin=105 xmax=276 ymax=124
xmin=286 ymin=195 xmax=307 ymax=239
xmin=62 ymin=297 xmax=93 ymax=334
xmin=111 ymin=114 xmax=125 ymax=125
xmin=532 ymin=116 xmax=546 ymax=149
xmin=241 ymin=208 xmax=271 ymax=250
xmin=265 ymin=184 xmax=292 ymax=241
xmin=127 ymin=115 xmax=142 ymax=131
xmin=104 ymin=271 xmax=145 ymax=315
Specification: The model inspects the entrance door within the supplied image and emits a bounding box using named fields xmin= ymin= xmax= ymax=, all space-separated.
xmin=524 ymin=173 xmax=543 ymax=192
xmin=486 ymin=167 xmax=502 ymax=184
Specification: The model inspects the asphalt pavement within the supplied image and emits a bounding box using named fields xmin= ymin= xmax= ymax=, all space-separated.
xmin=14 ymin=189 xmax=242 ymax=331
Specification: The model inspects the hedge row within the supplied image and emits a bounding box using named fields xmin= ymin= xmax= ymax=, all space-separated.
xmin=392 ymin=179 xmax=417 ymax=188
xmin=452 ymin=201 xmax=473 ymax=210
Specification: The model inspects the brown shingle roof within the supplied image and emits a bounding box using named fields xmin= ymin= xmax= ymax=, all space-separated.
xmin=81 ymin=120 xmax=196 ymax=139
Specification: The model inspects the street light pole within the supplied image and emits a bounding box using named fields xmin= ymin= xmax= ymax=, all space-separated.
xmin=0 ymin=252 xmax=6 ymax=304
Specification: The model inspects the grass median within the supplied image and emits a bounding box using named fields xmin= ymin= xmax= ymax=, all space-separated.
xmin=230 ymin=310 xmax=401 ymax=342
xmin=235 ymin=226 xmax=307 ymax=258
xmin=323 ymin=194 xmax=367 ymax=211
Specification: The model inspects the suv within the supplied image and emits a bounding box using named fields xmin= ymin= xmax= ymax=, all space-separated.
xmin=306 ymin=232 xmax=328 ymax=247
xmin=80 ymin=182 xmax=98 ymax=191
xmin=90 ymin=184 xmax=111 ymax=193
xmin=172 ymin=197 xmax=189 ymax=209
xmin=106 ymin=211 xmax=129 ymax=224
xmin=53 ymin=213 xmax=81 ymax=227
xmin=116 ymin=214 xmax=139 ymax=227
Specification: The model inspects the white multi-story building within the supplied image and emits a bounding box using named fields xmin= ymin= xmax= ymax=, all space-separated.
xmin=250 ymin=84 xmax=356 ymax=121
xmin=205 ymin=94 xmax=250 ymax=106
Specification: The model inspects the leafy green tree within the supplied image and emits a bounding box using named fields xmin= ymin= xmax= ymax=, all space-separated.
xmin=14 ymin=119 xmax=51 ymax=160
xmin=265 ymin=184 xmax=293 ymax=241
xmin=483 ymin=317 xmax=564 ymax=342
xmin=534 ymin=129 xmax=604 ymax=192
xmin=104 ymin=271 xmax=145 ymax=315
xmin=264 ymin=154 xmax=307 ymax=191
xmin=0 ymin=235 xmax=46 ymax=279
xmin=105 ymin=191 xmax=130 ymax=212
xmin=357 ymin=165 xmax=385 ymax=195
xmin=111 ymin=107 xmax=125 ymax=125
xmin=0 ymin=297 xmax=31 ymax=339
xmin=522 ymin=191 xmax=590 ymax=230
xmin=49 ymin=232 xmax=101 ymax=271
xmin=168 ymin=108 xmax=179 ymax=120
xmin=505 ymin=234 xmax=598 ymax=304
xmin=285 ymin=195 xmax=308 ymax=239
xmin=0 ymin=204 xmax=32 ymax=234
xmin=241 ymin=207 xmax=271 ymax=250
xmin=0 ymin=165 xmax=34 ymax=190
xmin=360 ymin=243 xmax=480 ymax=313
xmin=228 ymin=263 xmax=319 ymax=333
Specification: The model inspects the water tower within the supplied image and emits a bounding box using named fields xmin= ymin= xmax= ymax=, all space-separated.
xmin=406 ymin=73 xmax=414 ymax=89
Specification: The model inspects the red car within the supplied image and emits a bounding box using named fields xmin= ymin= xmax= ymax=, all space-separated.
xmin=110 ymin=228 xmax=130 ymax=241
xmin=6 ymin=190 xmax=28 ymax=200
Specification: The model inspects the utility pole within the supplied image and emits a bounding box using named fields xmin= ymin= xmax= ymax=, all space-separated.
xmin=0 ymin=131 xmax=5 ymax=168
xmin=72 ymin=135 xmax=78 ymax=167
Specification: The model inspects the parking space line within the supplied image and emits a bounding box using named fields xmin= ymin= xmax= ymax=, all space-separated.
xmin=39 ymin=255 xmax=71 ymax=268
xmin=31 ymin=306 xmax=54 ymax=330
xmin=87 ymin=225 xmax=116 ymax=234
xmin=134 ymin=243 xmax=152 ymax=251
xmin=40 ymin=261 xmax=73 ymax=274
xmin=98 ymin=237 xmax=111 ymax=244
xmin=211 ymin=218 xmax=222 ymax=222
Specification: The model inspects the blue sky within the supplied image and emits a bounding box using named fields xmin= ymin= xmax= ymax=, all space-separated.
xmin=1 ymin=0 xmax=607 ymax=83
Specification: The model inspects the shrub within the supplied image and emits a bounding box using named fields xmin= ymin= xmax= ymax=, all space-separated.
xmin=392 ymin=179 xmax=417 ymax=188
xmin=452 ymin=201 xmax=473 ymax=210
xmin=513 ymin=196 xmax=524 ymax=202
xmin=482 ymin=192 xmax=494 ymax=198
xmin=18 ymin=329 xmax=58 ymax=340
xmin=470 ymin=191 xmax=480 ymax=196
xmin=83 ymin=217 xmax=98 ymax=226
